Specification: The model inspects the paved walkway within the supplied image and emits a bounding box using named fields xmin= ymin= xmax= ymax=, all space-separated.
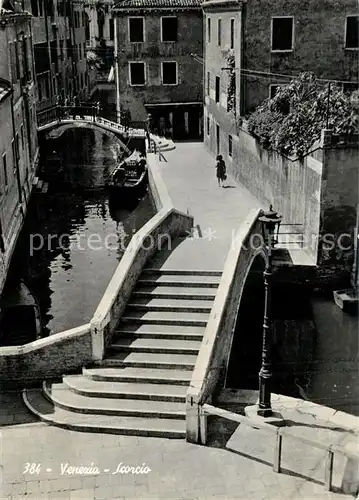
xmin=151 ymin=142 xmax=262 ymax=270
xmin=1 ymin=141 xmax=357 ymax=500
xmin=1 ymin=392 xmax=356 ymax=500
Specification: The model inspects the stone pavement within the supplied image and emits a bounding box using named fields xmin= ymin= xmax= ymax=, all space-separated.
xmin=0 ymin=390 xmax=356 ymax=500
xmin=151 ymin=142 xmax=262 ymax=270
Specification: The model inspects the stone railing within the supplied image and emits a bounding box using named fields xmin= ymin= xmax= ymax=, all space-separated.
xmin=200 ymin=403 xmax=359 ymax=494
xmin=0 ymin=324 xmax=92 ymax=386
xmin=36 ymin=107 xmax=146 ymax=139
xmin=0 ymin=153 xmax=192 ymax=383
xmin=90 ymin=206 xmax=193 ymax=359
xmin=186 ymin=208 xmax=265 ymax=442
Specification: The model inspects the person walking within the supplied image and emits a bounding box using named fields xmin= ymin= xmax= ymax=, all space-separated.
xmin=215 ymin=155 xmax=227 ymax=187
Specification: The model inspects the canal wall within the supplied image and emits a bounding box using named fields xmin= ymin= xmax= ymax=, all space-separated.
xmin=0 ymin=151 xmax=193 ymax=384
xmin=205 ymin=126 xmax=359 ymax=284
xmin=0 ymin=324 xmax=92 ymax=387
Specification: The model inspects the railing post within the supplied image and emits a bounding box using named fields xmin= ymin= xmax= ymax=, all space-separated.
xmin=325 ymin=448 xmax=334 ymax=491
xmin=199 ymin=405 xmax=207 ymax=445
xmin=273 ymin=430 xmax=282 ymax=473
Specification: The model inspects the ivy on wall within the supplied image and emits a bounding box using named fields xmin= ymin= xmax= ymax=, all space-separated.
xmin=247 ymin=72 xmax=359 ymax=158
xmin=226 ymin=50 xmax=236 ymax=115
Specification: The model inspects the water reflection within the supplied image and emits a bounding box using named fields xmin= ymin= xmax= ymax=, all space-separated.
xmin=1 ymin=128 xmax=155 ymax=344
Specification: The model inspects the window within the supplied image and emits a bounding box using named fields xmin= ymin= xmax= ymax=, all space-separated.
xmin=228 ymin=135 xmax=233 ymax=157
xmin=109 ymin=18 xmax=114 ymax=41
xmin=162 ymin=62 xmax=177 ymax=85
xmin=161 ymin=17 xmax=177 ymax=42
xmin=207 ymin=116 xmax=210 ymax=135
xmin=269 ymin=85 xmax=289 ymax=113
xmin=129 ymin=62 xmax=145 ymax=85
xmin=20 ymin=125 xmax=24 ymax=149
xmin=207 ymin=17 xmax=211 ymax=43
xmin=2 ymin=154 xmax=8 ymax=187
xmin=15 ymin=134 xmax=20 ymax=161
xmin=215 ymin=76 xmax=220 ymax=103
xmin=345 ymin=16 xmax=359 ymax=49
xmin=129 ymin=17 xmax=144 ymax=43
xmin=217 ymin=18 xmax=221 ymax=46
xmin=230 ymin=18 xmax=235 ymax=49
xmin=207 ymin=71 xmax=210 ymax=95
xmin=271 ymin=17 xmax=294 ymax=51
xmin=269 ymin=84 xmax=282 ymax=99
xmin=31 ymin=0 xmax=38 ymax=16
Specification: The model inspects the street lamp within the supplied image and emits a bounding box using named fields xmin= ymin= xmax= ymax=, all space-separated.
xmin=258 ymin=205 xmax=282 ymax=417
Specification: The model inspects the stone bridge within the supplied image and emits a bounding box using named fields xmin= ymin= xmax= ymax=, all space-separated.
xmin=37 ymin=106 xmax=146 ymax=155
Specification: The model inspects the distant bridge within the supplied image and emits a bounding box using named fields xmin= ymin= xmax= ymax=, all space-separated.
xmin=37 ymin=106 xmax=146 ymax=155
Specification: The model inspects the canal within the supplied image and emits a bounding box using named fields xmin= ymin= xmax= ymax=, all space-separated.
xmin=1 ymin=128 xmax=155 ymax=345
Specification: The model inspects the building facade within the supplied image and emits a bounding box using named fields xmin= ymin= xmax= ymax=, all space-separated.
xmin=0 ymin=2 xmax=39 ymax=293
xmin=24 ymin=0 xmax=95 ymax=111
xmin=203 ymin=0 xmax=359 ymax=160
xmin=85 ymin=0 xmax=115 ymax=70
xmin=113 ymin=0 xmax=203 ymax=140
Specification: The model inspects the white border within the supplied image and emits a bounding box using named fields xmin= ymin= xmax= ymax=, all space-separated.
xmin=128 ymin=61 xmax=146 ymax=86
xmin=161 ymin=61 xmax=178 ymax=85
xmin=160 ymin=16 xmax=178 ymax=42
xmin=344 ymin=15 xmax=359 ymax=50
xmin=271 ymin=16 xmax=294 ymax=52
xmin=128 ymin=16 xmax=145 ymax=43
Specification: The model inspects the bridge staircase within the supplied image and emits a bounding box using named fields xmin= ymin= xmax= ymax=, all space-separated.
xmin=24 ymin=266 xmax=222 ymax=438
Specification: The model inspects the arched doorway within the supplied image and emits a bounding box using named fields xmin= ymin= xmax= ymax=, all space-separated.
xmin=225 ymin=253 xmax=266 ymax=389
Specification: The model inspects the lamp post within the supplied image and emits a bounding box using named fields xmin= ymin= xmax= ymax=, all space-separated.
xmin=258 ymin=205 xmax=282 ymax=417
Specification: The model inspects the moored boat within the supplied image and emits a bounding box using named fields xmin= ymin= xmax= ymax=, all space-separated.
xmin=109 ymin=149 xmax=148 ymax=201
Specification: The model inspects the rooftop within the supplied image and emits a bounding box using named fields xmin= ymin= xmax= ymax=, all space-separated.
xmin=113 ymin=0 xmax=201 ymax=10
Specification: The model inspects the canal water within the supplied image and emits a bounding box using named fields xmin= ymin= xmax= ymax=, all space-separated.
xmin=1 ymin=128 xmax=155 ymax=344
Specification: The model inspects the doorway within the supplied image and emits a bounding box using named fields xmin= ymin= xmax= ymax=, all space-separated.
xmin=216 ymin=124 xmax=220 ymax=155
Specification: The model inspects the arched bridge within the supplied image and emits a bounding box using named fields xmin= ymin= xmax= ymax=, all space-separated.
xmin=37 ymin=106 xmax=146 ymax=155
xmin=186 ymin=208 xmax=315 ymax=442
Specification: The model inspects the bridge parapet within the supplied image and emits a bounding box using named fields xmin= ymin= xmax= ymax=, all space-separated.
xmin=186 ymin=208 xmax=267 ymax=442
xmin=36 ymin=106 xmax=146 ymax=139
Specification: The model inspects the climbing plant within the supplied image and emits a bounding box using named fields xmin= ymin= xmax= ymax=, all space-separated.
xmin=247 ymin=72 xmax=358 ymax=158
xmin=226 ymin=50 xmax=236 ymax=115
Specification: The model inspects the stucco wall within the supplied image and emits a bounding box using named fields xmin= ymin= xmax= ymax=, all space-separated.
xmin=319 ymin=141 xmax=359 ymax=268
xmin=115 ymin=11 xmax=203 ymax=121
xmin=242 ymin=0 xmax=359 ymax=113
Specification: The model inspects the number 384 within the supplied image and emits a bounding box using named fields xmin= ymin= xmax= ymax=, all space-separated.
xmin=23 ymin=463 xmax=41 ymax=474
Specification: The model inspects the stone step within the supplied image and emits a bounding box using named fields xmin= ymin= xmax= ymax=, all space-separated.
xmin=23 ymin=389 xmax=185 ymax=438
xmin=126 ymin=300 xmax=213 ymax=313
xmin=137 ymin=275 xmax=220 ymax=288
xmin=83 ymin=367 xmax=192 ymax=385
xmin=116 ymin=322 xmax=205 ymax=335
xmin=121 ymin=310 xmax=208 ymax=327
xmin=132 ymin=287 xmax=217 ymax=300
xmin=63 ymin=376 xmax=187 ymax=402
xmin=111 ymin=337 xmax=201 ymax=355
xmin=95 ymin=351 xmax=197 ymax=370
xmin=143 ymin=268 xmax=222 ymax=277
xmin=115 ymin=329 xmax=203 ymax=341
xmin=44 ymin=382 xmax=186 ymax=418
xmin=129 ymin=297 xmax=214 ymax=308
